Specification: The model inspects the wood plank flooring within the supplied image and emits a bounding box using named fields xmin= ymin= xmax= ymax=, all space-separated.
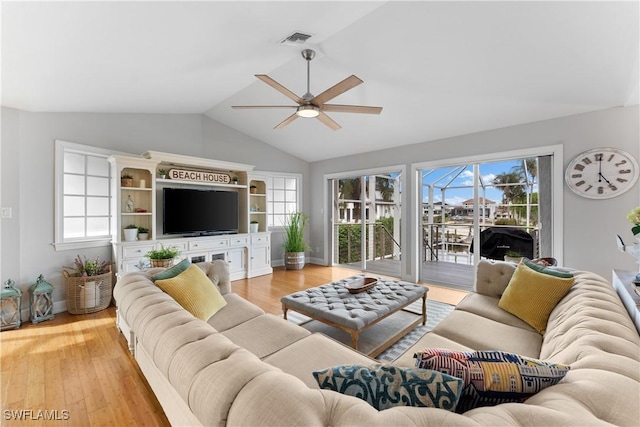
xmin=0 ymin=264 xmax=467 ymax=426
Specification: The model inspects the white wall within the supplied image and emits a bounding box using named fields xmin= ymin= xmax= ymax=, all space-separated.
xmin=308 ymin=106 xmax=640 ymax=280
xmin=2 ymin=105 xmax=638 ymax=316
xmin=0 ymin=108 xmax=308 ymax=314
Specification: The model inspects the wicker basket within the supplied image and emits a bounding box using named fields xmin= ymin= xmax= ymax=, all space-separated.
xmin=150 ymin=259 xmax=173 ymax=268
xmin=63 ymin=267 xmax=112 ymax=315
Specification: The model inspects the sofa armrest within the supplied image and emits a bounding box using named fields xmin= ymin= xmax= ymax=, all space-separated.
xmin=197 ymin=260 xmax=231 ymax=294
xmin=474 ymin=259 xmax=516 ymax=297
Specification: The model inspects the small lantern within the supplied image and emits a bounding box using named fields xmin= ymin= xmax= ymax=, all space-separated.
xmin=1 ymin=279 xmax=22 ymax=331
xmin=28 ymin=274 xmax=54 ymax=324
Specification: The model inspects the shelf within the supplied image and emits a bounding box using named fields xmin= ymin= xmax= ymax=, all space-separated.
xmin=156 ymin=178 xmax=246 ymax=189
xmin=121 ymin=187 xmax=152 ymax=191
xmin=250 ymin=211 xmax=266 ymax=215
xmin=122 ymin=212 xmax=153 ymax=216
xmin=250 ymin=193 xmax=266 ymax=197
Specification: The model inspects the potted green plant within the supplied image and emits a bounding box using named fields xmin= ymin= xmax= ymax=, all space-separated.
xmin=121 ymin=173 xmax=134 ymax=187
xmin=137 ymin=226 xmax=150 ymax=240
xmin=283 ymin=212 xmax=308 ymax=270
xmin=123 ymin=224 xmax=138 ymax=241
xmin=504 ymin=250 xmax=523 ymax=263
xmin=158 ymin=169 xmax=168 ymax=179
xmin=250 ymin=220 xmax=259 ymax=233
xmin=63 ymin=255 xmax=112 ymax=314
xmin=145 ymin=244 xmax=181 ymax=268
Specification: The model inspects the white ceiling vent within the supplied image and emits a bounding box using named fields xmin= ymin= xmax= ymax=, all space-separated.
xmin=279 ymin=31 xmax=313 ymax=46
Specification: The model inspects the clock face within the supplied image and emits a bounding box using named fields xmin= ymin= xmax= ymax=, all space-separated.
xmin=565 ymin=148 xmax=639 ymax=199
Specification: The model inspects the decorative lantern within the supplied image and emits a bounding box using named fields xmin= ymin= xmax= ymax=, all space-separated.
xmin=28 ymin=274 xmax=54 ymax=324
xmin=1 ymin=279 xmax=22 ymax=331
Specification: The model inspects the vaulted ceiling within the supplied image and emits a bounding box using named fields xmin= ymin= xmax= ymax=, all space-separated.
xmin=3 ymin=1 xmax=638 ymax=162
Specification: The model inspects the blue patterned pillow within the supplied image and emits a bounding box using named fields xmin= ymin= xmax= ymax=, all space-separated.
xmin=312 ymin=364 xmax=463 ymax=411
xmin=414 ymin=349 xmax=570 ymax=413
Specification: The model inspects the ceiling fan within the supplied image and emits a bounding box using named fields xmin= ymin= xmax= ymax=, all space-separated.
xmin=232 ymin=49 xmax=382 ymax=130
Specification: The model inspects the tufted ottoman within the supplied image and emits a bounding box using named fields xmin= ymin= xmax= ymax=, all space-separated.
xmin=281 ymin=275 xmax=427 ymax=356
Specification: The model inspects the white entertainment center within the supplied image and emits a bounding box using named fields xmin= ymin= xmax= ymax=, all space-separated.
xmin=108 ymin=151 xmax=272 ymax=280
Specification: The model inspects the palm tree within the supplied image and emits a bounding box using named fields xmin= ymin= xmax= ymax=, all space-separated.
xmin=339 ymin=178 xmax=362 ymax=221
xmin=492 ymin=171 xmax=526 ymax=222
xmin=376 ymin=176 xmax=394 ymax=202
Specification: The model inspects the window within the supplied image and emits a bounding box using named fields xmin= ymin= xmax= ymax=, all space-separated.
xmin=265 ymin=173 xmax=302 ymax=228
xmin=54 ymin=140 xmax=116 ymax=250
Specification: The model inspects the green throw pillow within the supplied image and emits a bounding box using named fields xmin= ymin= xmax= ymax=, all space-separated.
xmin=414 ymin=349 xmax=570 ymax=413
xmin=151 ymin=258 xmax=191 ymax=281
xmin=313 ymin=364 xmax=463 ymax=411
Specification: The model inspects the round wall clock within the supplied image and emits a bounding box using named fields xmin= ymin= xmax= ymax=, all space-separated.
xmin=565 ymin=147 xmax=639 ymax=199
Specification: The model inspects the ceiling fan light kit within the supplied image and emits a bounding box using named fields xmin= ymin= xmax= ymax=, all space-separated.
xmin=296 ymin=105 xmax=319 ymax=118
xmin=232 ymin=49 xmax=382 ymax=130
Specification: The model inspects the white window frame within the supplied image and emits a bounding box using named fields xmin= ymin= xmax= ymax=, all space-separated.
xmin=260 ymin=171 xmax=303 ymax=230
xmin=53 ymin=140 xmax=124 ymax=251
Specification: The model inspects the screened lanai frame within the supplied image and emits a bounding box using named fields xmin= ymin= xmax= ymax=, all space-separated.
xmin=421 ymin=159 xmax=539 ymax=265
xmin=408 ymin=144 xmax=564 ymax=284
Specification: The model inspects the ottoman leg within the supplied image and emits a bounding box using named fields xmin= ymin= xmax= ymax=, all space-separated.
xmin=421 ymin=294 xmax=427 ymax=325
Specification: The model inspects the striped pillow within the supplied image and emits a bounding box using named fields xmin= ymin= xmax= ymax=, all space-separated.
xmin=414 ymin=349 xmax=570 ymax=413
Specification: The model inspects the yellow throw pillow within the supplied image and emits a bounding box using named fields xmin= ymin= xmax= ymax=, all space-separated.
xmin=155 ymin=264 xmax=227 ymax=320
xmin=498 ymin=261 xmax=574 ymax=334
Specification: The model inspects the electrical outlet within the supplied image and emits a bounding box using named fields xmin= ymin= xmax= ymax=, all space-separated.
xmin=1 ymin=207 xmax=12 ymax=219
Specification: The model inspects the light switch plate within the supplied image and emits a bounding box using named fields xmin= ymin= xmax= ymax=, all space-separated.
xmin=1 ymin=207 xmax=12 ymax=218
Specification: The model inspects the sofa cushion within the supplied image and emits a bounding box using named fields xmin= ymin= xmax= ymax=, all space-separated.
xmin=455 ymin=293 xmax=537 ymax=332
xmin=313 ymin=364 xmax=463 ymax=411
xmin=207 ymin=293 xmax=265 ymax=332
xmin=151 ymin=258 xmax=191 ymax=281
xmin=498 ymin=260 xmax=574 ymax=333
xmin=431 ymin=310 xmax=543 ymax=357
xmin=414 ymin=349 xmax=570 ymax=413
xmin=221 ymin=313 xmax=310 ymax=359
xmin=263 ymin=333 xmax=375 ymax=388
xmin=155 ymin=264 xmax=227 ymax=320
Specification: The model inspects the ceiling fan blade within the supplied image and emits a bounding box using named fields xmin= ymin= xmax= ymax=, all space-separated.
xmin=255 ymin=75 xmax=303 ymax=104
xmin=274 ymin=113 xmax=299 ymax=130
xmin=311 ymin=75 xmax=363 ymax=106
xmin=232 ymin=105 xmax=297 ymax=110
xmin=322 ymin=104 xmax=383 ymax=114
xmin=316 ymin=112 xmax=341 ymax=131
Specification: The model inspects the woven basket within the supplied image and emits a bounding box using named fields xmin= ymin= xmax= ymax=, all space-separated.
xmin=150 ymin=259 xmax=173 ymax=268
xmin=63 ymin=267 xmax=112 ymax=315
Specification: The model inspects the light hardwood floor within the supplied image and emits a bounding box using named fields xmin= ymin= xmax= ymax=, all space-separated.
xmin=0 ymin=265 xmax=467 ymax=427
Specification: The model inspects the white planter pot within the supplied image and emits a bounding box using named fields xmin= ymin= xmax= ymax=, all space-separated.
xmin=123 ymin=228 xmax=138 ymax=241
xmin=250 ymin=223 xmax=259 ymax=233
xmin=83 ymin=281 xmax=97 ymax=309
xmin=138 ymin=233 xmax=149 ymax=240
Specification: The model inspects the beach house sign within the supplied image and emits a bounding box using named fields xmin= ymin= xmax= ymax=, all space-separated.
xmin=168 ymin=168 xmax=231 ymax=184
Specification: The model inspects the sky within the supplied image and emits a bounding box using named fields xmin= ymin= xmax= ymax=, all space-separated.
xmin=421 ymin=159 xmax=536 ymax=206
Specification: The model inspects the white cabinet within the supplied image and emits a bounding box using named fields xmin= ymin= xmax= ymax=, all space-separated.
xmin=227 ymin=247 xmax=247 ymax=280
xmin=110 ymin=151 xmax=274 ymax=279
xmin=249 ymin=233 xmax=271 ymax=277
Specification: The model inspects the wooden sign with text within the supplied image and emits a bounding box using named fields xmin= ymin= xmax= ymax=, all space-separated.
xmin=168 ymin=168 xmax=231 ymax=184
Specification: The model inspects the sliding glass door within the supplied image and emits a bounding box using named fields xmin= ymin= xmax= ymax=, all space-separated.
xmin=417 ymin=155 xmax=551 ymax=288
xmin=330 ymin=171 xmax=402 ymax=278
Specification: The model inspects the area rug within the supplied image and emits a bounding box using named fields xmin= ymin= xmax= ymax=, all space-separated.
xmin=284 ymin=299 xmax=455 ymax=362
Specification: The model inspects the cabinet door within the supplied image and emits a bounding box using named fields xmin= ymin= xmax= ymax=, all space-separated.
xmin=227 ymin=248 xmax=246 ymax=275
xmin=250 ymin=245 xmax=270 ymax=272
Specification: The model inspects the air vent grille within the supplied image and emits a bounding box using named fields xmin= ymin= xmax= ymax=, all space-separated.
xmin=279 ymin=31 xmax=312 ymax=46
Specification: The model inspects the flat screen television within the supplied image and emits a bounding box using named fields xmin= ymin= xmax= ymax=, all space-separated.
xmin=163 ymin=187 xmax=239 ymax=235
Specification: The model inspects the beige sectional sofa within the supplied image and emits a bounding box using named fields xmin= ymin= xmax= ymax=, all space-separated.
xmin=113 ymin=259 xmax=640 ymax=426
